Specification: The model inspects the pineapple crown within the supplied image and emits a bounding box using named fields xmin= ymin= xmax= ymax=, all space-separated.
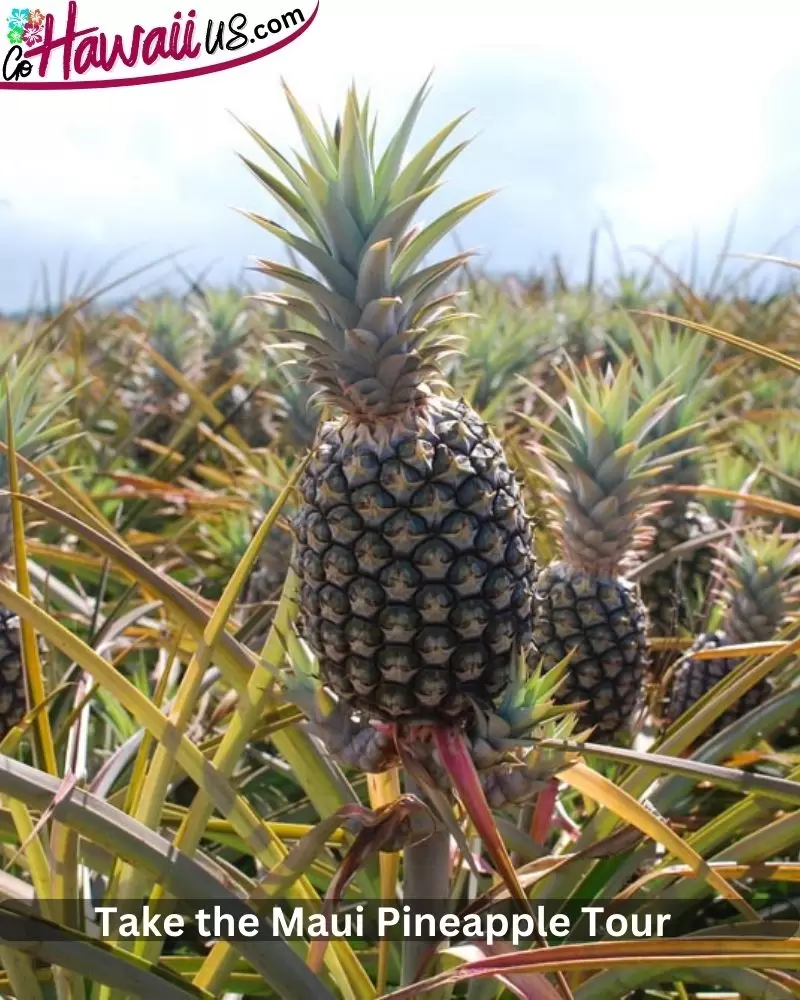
xmin=525 ymin=360 xmax=691 ymax=576
xmin=625 ymin=319 xmax=718 ymax=489
xmin=240 ymin=77 xmax=492 ymax=419
xmin=722 ymin=529 xmax=800 ymax=645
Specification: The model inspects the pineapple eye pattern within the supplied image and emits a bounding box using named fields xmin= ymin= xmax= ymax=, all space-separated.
xmin=6 ymin=7 xmax=46 ymax=45
xmin=294 ymin=400 xmax=537 ymax=724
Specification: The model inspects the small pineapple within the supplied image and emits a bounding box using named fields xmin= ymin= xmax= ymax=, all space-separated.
xmin=242 ymin=80 xmax=536 ymax=725
xmin=625 ymin=321 xmax=720 ymax=636
xmin=529 ymin=362 xmax=683 ymax=742
xmin=665 ymin=530 xmax=800 ymax=733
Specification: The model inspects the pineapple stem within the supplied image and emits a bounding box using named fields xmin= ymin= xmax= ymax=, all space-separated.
xmin=530 ymin=777 xmax=559 ymax=845
xmin=401 ymin=774 xmax=451 ymax=987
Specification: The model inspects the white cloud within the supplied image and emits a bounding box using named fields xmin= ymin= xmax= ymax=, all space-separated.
xmin=2 ymin=1 xmax=800 ymax=306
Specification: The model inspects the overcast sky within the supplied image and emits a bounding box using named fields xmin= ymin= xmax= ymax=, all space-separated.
xmin=2 ymin=1 xmax=800 ymax=309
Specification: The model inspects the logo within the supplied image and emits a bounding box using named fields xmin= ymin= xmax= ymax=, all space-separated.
xmin=2 ymin=1 xmax=317 ymax=89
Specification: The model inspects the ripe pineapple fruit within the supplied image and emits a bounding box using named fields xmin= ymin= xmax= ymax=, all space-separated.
xmin=529 ymin=362 xmax=683 ymax=742
xmin=665 ymin=531 xmax=800 ymax=733
xmin=625 ymin=321 xmax=720 ymax=636
xmin=242 ymin=80 xmax=536 ymax=724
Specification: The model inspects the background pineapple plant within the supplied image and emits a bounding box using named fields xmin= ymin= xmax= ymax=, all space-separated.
xmin=739 ymin=422 xmax=800 ymax=532
xmin=625 ymin=321 xmax=722 ymax=638
xmin=125 ymin=297 xmax=199 ymax=464
xmin=0 ymin=343 xmax=76 ymax=739
xmin=664 ymin=529 xmax=800 ymax=734
xmin=527 ymin=362 xmax=687 ymax=742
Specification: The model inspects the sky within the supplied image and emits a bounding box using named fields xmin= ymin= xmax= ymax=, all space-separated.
xmin=2 ymin=1 xmax=800 ymax=309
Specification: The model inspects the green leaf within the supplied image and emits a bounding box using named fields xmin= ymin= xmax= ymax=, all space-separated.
xmin=281 ymin=79 xmax=338 ymax=181
xmin=373 ymin=74 xmax=433 ymax=208
xmin=392 ymin=191 xmax=495 ymax=283
xmin=243 ymin=213 xmax=357 ymax=297
xmin=390 ymin=113 xmax=470 ymax=206
xmin=238 ymin=155 xmax=327 ymax=248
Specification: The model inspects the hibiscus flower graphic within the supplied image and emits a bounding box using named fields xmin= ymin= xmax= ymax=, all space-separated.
xmin=26 ymin=7 xmax=44 ymax=26
xmin=22 ymin=20 xmax=41 ymax=44
xmin=6 ymin=25 xmax=23 ymax=44
xmin=6 ymin=8 xmax=30 ymax=31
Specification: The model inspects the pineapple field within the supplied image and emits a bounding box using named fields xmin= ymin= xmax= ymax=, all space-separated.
xmin=2 ymin=79 xmax=800 ymax=1000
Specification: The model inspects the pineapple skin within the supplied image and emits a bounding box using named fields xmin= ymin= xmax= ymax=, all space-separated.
xmin=293 ymin=396 xmax=536 ymax=724
xmin=641 ymin=501 xmax=717 ymax=636
xmin=665 ymin=630 xmax=770 ymax=733
xmin=533 ymin=562 xmax=648 ymax=742
xmin=0 ymin=610 xmax=26 ymax=738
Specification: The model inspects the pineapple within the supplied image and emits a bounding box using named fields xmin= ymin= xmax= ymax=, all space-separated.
xmin=529 ymin=362 xmax=683 ymax=742
xmin=242 ymin=80 xmax=536 ymax=724
xmin=624 ymin=321 xmax=720 ymax=636
xmin=665 ymin=530 xmax=800 ymax=733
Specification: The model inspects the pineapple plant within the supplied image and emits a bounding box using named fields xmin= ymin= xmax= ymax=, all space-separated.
xmin=189 ymin=287 xmax=250 ymax=388
xmin=189 ymin=288 xmax=273 ymax=446
xmin=449 ymin=276 xmax=550 ymax=428
xmin=128 ymin=297 xmax=197 ymax=462
xmin=740 ymin=423 xmax=800 ymax=531
xmin=242 ymin=479 xmax=296 ymax=651
xmin=267 ymin=358 xmax=320 ymax=453
xmin=664 ymin=530 xmax=800 ymax=733
xmin=241 ymin=80 xmax=536 ymax=725
xmin=702 ymin=448 xmax=759 ymax=524
xmin=0 ymin=346 xmax=76 ymax=738
xmin=625 ymin=321 xmax=721 ymax=637
xmin=529 ymin=362 xmax=684 ymax=742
